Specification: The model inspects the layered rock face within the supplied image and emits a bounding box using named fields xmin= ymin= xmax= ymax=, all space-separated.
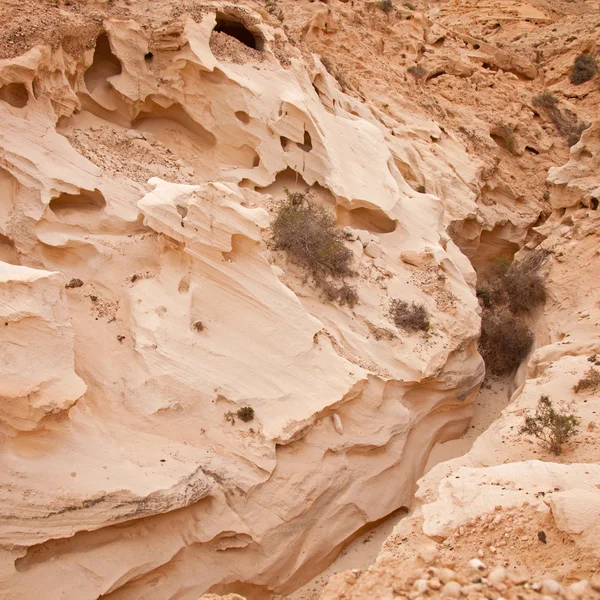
xmin=0 ymin=3 xmax=486 ymax=598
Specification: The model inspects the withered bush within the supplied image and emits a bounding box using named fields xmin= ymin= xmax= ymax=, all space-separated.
xmin=390 ymin=299 xmax=430 ymax=333
xmin=479 ymin=308 xmax=534 ymax=375
xmin=236 ymin=406 xmax=255 ymax=422
xmin=573 ymin=367 xmax=600 ymax=393
xmin=503 ymin=268 xmax=547 ymax=314
xmin=520 ymin=395 xmax=580 ymax=455
xmin=570 ymin=54 xmax=597 ymax=85
xmin=532 ymin=91 xmax=589 ymax=146
xmin=272 ymin=191 xmax=357 ymax=306
xmin=377 ymin=0 xmax=394 ymax=12
xmin=407 ymin=65 xmax=427 ymax=79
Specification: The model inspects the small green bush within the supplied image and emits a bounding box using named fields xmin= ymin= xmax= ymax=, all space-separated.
xmin=520 ymin=395 xmax=580 ymax=455
xmin=272 ymin=191 xmax=356 ymax=306
xmin=570 ymin=54 xmax=598 ymax=85
xmin=573 ymin=367 xmax=600 ymax=393
xmin=390 ymin=299 xmax=430 ymax=332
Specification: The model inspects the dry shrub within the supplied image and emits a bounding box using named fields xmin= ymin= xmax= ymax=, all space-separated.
xmin=570 ymin=54 xmax=597 ymax=85
xmin=532 ymin=91 xmax=589 ymax=146
xmin=377 ymin=0 xmax=394 ymax=12
xmin=520 ymin=395 xmax=580 ymax=455
xmin=573 ymin=367 xmax=600 ymax=393
xmin=479 ymin=308 xmax=534 ymax=375
xmin=407 ymin=65 xmax=427 ymax=79
xmin=504 ymin=269 xmax=547 ymax=314
xmin=477 ymin=255 xmax=547 ymax=314
xmin=533 ymin=90 xmax=558 ymax=110
xmin=236 ymin=406 xmax=255 ymax=422
xmin=272 ymin=191 xmax=357 ymax=306
xmin=477 ymin=253 xmax=548 ymax=375
xmin=390 ymin=299 xmax=430 ymax=333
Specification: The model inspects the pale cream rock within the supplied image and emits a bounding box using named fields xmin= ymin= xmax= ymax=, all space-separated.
xmin=0 ymin=263 xmax=86 ymax=432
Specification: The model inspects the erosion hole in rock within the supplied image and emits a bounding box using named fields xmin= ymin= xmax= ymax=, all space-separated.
xmin=336 ymin=205 xmax=397 ymax=234
xmin=280 ymin=136 xmax=290 ymax=150
xmin=255 ymin=167 xmax=310 ymax=197
xmin=470 ymin=229 xmax=520 ymax=274
xmin=214 ymin=13 xmax=264 ymax=51
xmin=235 ymin=110 xmax=251 ymax=124
xmin=590 ymin=197 xmax=599 ymax=210
xmin=297 ymin=130 xmax=313 ymax=152
xmin=84 ymin=34 xmax=122 ymax=95
xmin=0 ymin=233 xmax=19 ymax=265
xmin=525 ymin=146 xmax=540 ymax=155
xmin=49 ymin=189 xmax=107 ymax=219
xmin=144 ymin=52 xmax=153 ymax=62
xmin=176 ymin=205 xmax=188 ymax=219
xmin=0 ymin=83 xmax=28 ymax=108
xmin=133 ymin=100 xmax=217 ymax=154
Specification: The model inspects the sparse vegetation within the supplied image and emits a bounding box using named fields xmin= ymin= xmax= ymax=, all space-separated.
xmin=533 ymin=91 xmax=589 ymax=146
xmin=477 ymin=252 xmax=548 ymax=375
xmin=497 ymin=124 xmax=517 ymax=155
xmin=390 ymin=299 xmax=430 ymax=333
xmin=403 ymin=2 xmax=416 ymax=9
xmin=570 ymin=53 xmax=598 ymax=85
xmin=272 ymin=190 xmax=357 ymax=307
xmin=225 ymin=406 xmax=256 ymax=424
xmin=236 ymin=406 xmax=255 ymax=422
xmin=532 ymin=90 xmax=558 ymax=110
xmin=520 ymin=395 xmax=580 ymax=455
xmin=479 ymin=308 xmax=534 ymax=375
xmin=192 ymin=321 xmax=205 ymax=332
xmin=65 ymin=278 xmax=84 ymax=289
xmin=407 ymin=65 xmax=427 ymax=79
xmin=573 ymin=367 xmax=600 ymax=393
xmin=376 ymin=0 xmax=394 ymax=12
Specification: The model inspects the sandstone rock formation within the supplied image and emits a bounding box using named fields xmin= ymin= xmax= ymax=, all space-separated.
xmin=0 ymin=2 xmax=489 ymax=598
xmin=1 ymin=0 xmax=599 ymax=598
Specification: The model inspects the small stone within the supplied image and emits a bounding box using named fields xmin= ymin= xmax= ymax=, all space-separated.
xmin=509 ymin=566 xmax=530 ymax=585
xmin=590 ymin=575 xmax=600 ymax=592
xmin=569 ymin=581 xmax=590 ymax=598
xmin=489 ymin=546 xmax=497 ymax=553
xmin=332 ymin=413 xmax=343 ymax=435
xmin=488 ymin=567 xmax=507 ymax=588
xmin=441 ymin=581 xmax=462 ymax=599
xmin=413 ymin=579 xmax=429 ymax=594
xmin=364 ymin=241 xmax=382 ymax=259
xmin=477 ymin=549 xmax=485 ymax=558
xmin=468 ymin=558 xmax=486 ymax=571
xmin=418 ymin=543 xmax=439 ymax=565
xmin=343 ymin=226 xmax=358 ymax=241
xmin=357 ymin=230 xmax=371 ymax=247
xmin=428 ymin=578 xmax=442 ymax=590
xmin=438 ymin=568 xmax=456 ymax=584
xmin=541 ymin=580 xmax=562 ymax=595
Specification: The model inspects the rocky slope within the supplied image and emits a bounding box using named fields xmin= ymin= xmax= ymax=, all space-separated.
xmin=0 ymin=0 xmax=598 ymax=599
